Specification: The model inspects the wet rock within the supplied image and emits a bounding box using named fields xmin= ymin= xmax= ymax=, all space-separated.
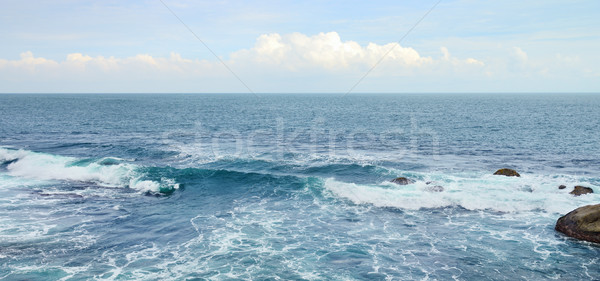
xmin=558 ymin=185 xmax=567 ymax=190
xmin=493 ymin=168 xmax=520 ymax=177
xmin=521 ymin=186 xmax=534 ymax=193
xmin=425 ymin=185 xmax=444 ymax=192
xmin=570 ymin=186 xmax=594 ymax=196
xmin=391 ymin=177 xmax=415 ymax=185
xmin=556 ymin=204 xmax=600 ymax=243
xmin=37 ymin=192 xmax=84 ymax=199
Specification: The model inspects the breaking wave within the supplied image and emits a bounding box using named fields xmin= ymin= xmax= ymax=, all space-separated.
xmin=0 ymin=147 xmax=179 ymax=194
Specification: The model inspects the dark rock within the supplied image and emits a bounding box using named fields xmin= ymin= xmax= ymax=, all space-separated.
xmin=556 ymin=204 xmax=600 ymax=243
xmin=37 ymin=193 xmax=84 ymax=199
xmin=558 ymin=185 xmax=567 ymax=190
xmin=570 ymin=186 xmax=594 ymax=196
xmin=391 ymin=177 xmax=415 ymax=185
xmin=493 ymin=168 xmax=520 ymax=177
xmin=425 ymin=185 xmax=444 ymax=192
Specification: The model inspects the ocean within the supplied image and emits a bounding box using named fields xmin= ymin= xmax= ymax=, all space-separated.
xmin=0 ymin=93 xmax=599 ymax=280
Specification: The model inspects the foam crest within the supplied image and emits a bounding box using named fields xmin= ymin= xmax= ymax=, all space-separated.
xmin=323 ymin=172 xmax=599 ymax=214
xmin=168 ymin=137 xmax=423 ymax=168
xmin=0 ymin=147 xmax=178 ymax=194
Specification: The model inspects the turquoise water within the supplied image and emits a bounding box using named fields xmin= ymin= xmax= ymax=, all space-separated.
xmin=0 ymin=93 xmax=599 ymax=280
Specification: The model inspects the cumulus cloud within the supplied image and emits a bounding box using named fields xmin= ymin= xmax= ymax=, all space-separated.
xmin=0 ymin=52 xmax=218 ymax=77
xmin=231 ymin=32 xmax=434 ymax=71
xmin=0 ymin=31 xmax=492 ymax=92
xmin=0 ymin=51 xmax=59 ymax=73
xmin=0 ymin=32 xmax=483 ymax=76
xmin=440 ymin=47 xmax=484 ymax=66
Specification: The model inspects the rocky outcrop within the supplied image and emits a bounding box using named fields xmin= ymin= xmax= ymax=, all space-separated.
xmin=391 ymin=177 xmax=414 ymax=185
xmin=570 ymin=186 xmax=594 ymax=196
xmin=558 ymin=185 xmax=567 ymax=190
xmin=556 ymin=204 xmax=600 ymax=243
xmin=493 ymin=168 xmax=520 ymax=177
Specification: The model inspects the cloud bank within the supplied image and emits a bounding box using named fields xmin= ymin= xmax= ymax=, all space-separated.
xmin=0 ymin=32 xmax=591 ymax=93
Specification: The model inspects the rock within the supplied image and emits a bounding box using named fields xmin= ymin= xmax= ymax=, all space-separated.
xmin=493 ymin=168 xmax=520 ymax=177
xmin=558 ymin=185 xmax=567 ymax=190
xmin=391 ymin=177 xmax=415 ymax=185
xmin=35 ymin=191 xmax=84 ymax=199
xmin=425 ymin=185 xmax=444 ymax=192
xmin=556 ymin=204 xmax=600 ymax=243
xmin=570 ymin=186 xmax=594 ymax=196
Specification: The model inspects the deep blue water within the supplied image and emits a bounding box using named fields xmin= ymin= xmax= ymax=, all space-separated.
xmin=0 ymin=93 xmax=599 ymax=280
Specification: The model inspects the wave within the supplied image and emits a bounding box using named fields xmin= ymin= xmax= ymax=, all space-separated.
xmin=323 ymin=172 xmax=599 ymax=214
xmin=0 ymin=147 xmax=179 ymax=194
xmin=3 ymin=146 xmax=598 ymax=213
xmin=168 ymin=139 xmax=431 ymax=168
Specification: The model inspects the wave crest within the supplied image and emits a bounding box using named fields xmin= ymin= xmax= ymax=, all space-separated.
xmin=323 ymin=173 xmax=599 ymax=214
xmin=0 ymin=147 xmax=179 ymax=194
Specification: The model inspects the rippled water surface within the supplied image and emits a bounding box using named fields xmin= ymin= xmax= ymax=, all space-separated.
xmin=1 ymin=93 xmax=599 ymax=280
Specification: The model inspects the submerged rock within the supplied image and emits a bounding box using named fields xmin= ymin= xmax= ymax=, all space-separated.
xmin=425 ymin=185 xmax=444 ymax=192
xmin=570 ymin=186 xmax=594 ymax=196
xmin=391 ymin=177 xmax=414 ymax=185
xmin=558 ymin=185 xmax=567 ymax=190
xmin=38 ymin=192 xmax=84 ymax=199
xmin=493 ymin=168 xmax=520 ymax=177
xmin=556 ymin=204 xmax=600 ymax=243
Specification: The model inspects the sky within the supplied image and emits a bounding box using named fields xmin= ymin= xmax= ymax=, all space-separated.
xmin=0 ymin=0 xmax=598 ymax=93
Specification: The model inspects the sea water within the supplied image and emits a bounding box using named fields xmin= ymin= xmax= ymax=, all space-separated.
xmin=0 ymin=93 xmax=599 ymax=280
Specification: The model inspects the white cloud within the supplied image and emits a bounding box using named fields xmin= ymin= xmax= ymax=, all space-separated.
xmin=231 ymin=32 xmax=434 ymax=71
xmin=465 ymin=58 xmax=484 ymax=66
xmin=0 ymin=32 xmax=484 ymax=87
xmin=439 ymin=47 xmax=484 ymax=66
xmin=0 ymin=51 xmax=218 ymax=76
xmin=512 ymin=47 xmax=528 ymax=62
xmin=8 ymin=31 xmax=595 ymax=93
xmin=0 ymin=51 xmax=59 ymax=73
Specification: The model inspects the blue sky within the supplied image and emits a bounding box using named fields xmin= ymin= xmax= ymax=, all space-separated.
xmin=1 ymin=0 xmax=598 ymax=93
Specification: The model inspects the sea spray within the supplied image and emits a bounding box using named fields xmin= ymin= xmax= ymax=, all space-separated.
xmin=323 ymin=172 xmax=598 ymax=214
xmin=0 ymin=147 xmax=178 ymax=194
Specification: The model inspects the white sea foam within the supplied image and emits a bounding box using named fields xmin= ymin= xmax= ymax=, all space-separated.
xmin=168 ymin=135 xmax=429 ymax=168
xmin=323 ymin=172 xmax=599 ymax=214
xmin=0 ymin=147 xmax=178 ymax=193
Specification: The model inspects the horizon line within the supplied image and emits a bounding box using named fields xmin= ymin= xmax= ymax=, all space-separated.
xmin=1 ymin=92 xmax=599 ymax=95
